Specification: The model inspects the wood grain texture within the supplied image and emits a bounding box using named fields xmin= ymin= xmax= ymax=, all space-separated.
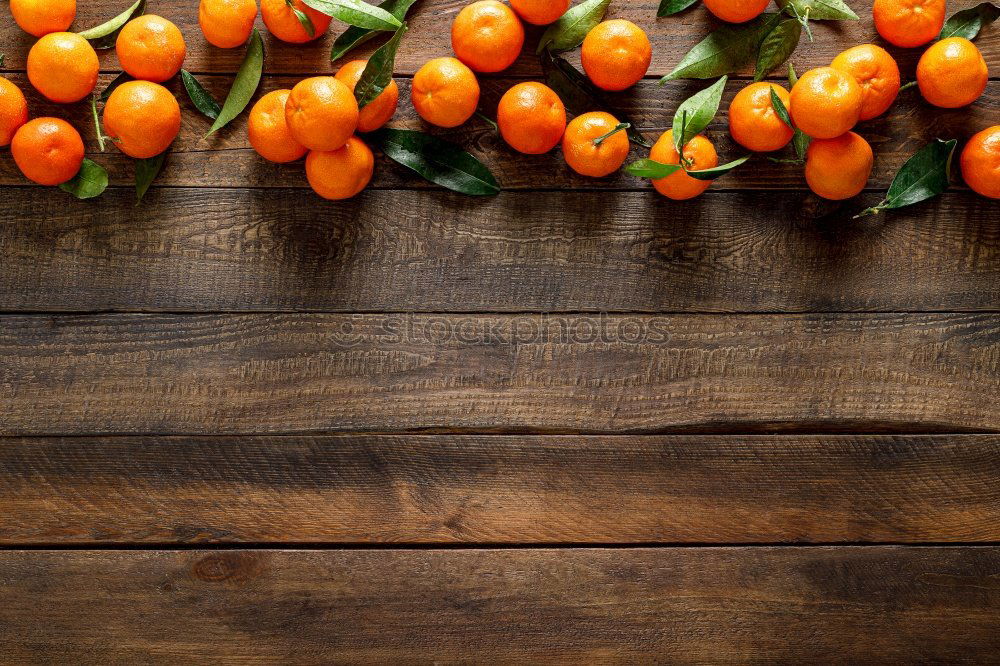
xmin=1 ymin=0 xmax=998 ymax=77
xmin=2 ymin=434 xmax=999 ymax=544
xmin=1 ymin=312 xmax=997 ymax=435
xmin=1 ymin=188 xmax=997 ymax=313
xmin=2 ymin=547 xmax=1000 ymax=663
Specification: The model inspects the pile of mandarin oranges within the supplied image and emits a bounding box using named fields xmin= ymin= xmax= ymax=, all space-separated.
xmin=0 ymin=0 xmax=997 ymax=201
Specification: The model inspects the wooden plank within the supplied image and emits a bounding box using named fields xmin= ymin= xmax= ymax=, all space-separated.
xmin=0 ymin=312 xmax=997 ymax=435
xmin=2 ymin=0 xmax=999 ymax=77
xmin=1 ymin=76 xmax=997 ymax=190
xmin=1 ymin=188 xmax=997 ymax=313
xmin=2 ymin=434 xmax=998 ymax=544
xmin=1 ymin=547 xmax=999 ymax=662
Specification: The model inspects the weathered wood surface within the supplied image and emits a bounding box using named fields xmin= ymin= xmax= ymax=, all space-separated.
xmin=2 ymin=547 xmax=1000 ymax=663
xmin=2 ymin=434 xmax=998 ymax=544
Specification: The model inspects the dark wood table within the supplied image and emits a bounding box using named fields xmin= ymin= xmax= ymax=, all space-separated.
xmin=2 ymin=0 xmax=999 ymax=662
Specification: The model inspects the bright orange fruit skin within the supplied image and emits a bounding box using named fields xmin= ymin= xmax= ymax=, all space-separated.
xmin=581 ymin=20 xmax=652 ymax=92
xmin=116 ymin=15 xmax=187 ymax=83
xmin=804 ymin=131 xmax=874 ymax=200
xmin=562 ymin=111 xmax=631 ymax=177
xmin=649 ymin=129 xmax=718 ymax=200
xmin=10 ymin=0 xmax=76 ymax=37
xmin=103 ymin=80 xmax=182 ymax=159
xmin=873 ymin=0 xmax=945 ymax=48
xmin=284 ymin=76 xmax=360 ymax=152
xmin=917 ymin=37 xmax=989 ymax=109
xmin=411 ymin=57 xmax=480 ymax=128
xmin=509 ymin=0 xmax=569 ymax=25
xmin=728 ymin=82 xmax=794 ymax=153
xmin=11 ymin=117 xmax=84 ymax=186
xmin=27 ymin=32 xmax=99 ymax=104
xmin=789 ymin=66 xmax=863 ymax=139
xmin=248 ymin=89 xmax=309 ymax=163
xmin=261 ymin=0 xmax=332 ymax=43
xmin=335 ymin=60 xmax=400 ymax=133
xmin=452 ymin=0 xmax=525 ymax=74
xmin=199 ymin=0 xmax=259 ymax=48
xmin=830 ymin=44 xmax=901 ymax=121
xmin=0 ymin=78 xmax=30 ymax=147
xmin=960 ymin=126 xmax=1000 ymax=200
xmin=497 ymin=82 xmax=566 ymax=155
xmin=702 ymin=0 xmax=770 ymax=23
xmin=305 ymin=136 xmax=375 ymax=200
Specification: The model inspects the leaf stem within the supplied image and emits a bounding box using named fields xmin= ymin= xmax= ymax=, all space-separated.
xmin=592 ymin=122 xmax=630 ymax=146
xmin=899 ymin=80 xmax=918 ymax=92
xmin=91 ymin=95 xmax=106 ymax=152
xmin=766 ymin=156 xmax=804 ymax=165
xmin=852 ymin=203 xmax=887 ymax=219
xmin=475 ymin=111 xmax=498 ymax=132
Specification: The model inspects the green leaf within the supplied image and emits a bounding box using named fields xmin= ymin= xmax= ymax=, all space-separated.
xmin=754 ymin=18 xmax=801 ymax=81
xmin=369 ymin=128 xmax=500 ymax=195
xmin=939 ymin=2 xmax=1000 ymax=40
xmin=625 ymin=159 xmax=683 ymax=179
xmin=99 ymin=71 xmax=132 ymax=102
xmin=777 ymin=0 xmax=858 ymax=20
xmin=303 ymin=0 xmax=402 ymax=30
xmin=354 ymin=23 xmax=406 ymax=109
xmin=135 ymin=152 xmax=166 ymax=203
xmin=769 ymin=86 xmax=792 ymax=128
xmin=787 ymin=62 xmax=798 ymax=87
xmin=661 ymin=12 xmax=782 ymax=81
xmin=537 ymin=0 xmax=611 ymax=54
xmin=657 ymin=0 xmax=699 ymax=17
xmin=330 ymin=0 xmax=418 ymax=61
xmin=882 ymin=139 xmax=957 ymax=209
xmin=541 ymin=51 xmax=652 ymax=147
xmin=287 ymin=0 xmax=317 ymax=37
xmin=181 ymin=70 xmax=221 ymax=121
xmin=207 ymin=29 xmax=264 ymax=135
xmin=685 ymin=155 xmax=751 ymax=180
xmin=672 ymin=76 xmax=727 ymax=152
xmin=77 ymin=0 xmax=146 ymax=49
xmin=59 ymin=159 xmax=109 ymax=199
xmin=0 ymin=54 xmax=5 ymax=68
xmin=792 ymin=129 xmax=810 ymax=159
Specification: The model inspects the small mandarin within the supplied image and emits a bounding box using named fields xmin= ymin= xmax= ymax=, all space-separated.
xmin=248 ymin=89 xmax=308 ymax=163
xmin=11 ymin=117 xmax=84 ymax=186
xmin=0 ymin=78 xmax=29 ymax=147
xmin=561 ymin=111 xmax=631 ymax=177
xmin=411 ymin=57 xmax=480 ymax=128
xmin=451 ymin=0 xmax=525 ymax=74
xmin=260 ymin=0 xmax=332 ymax=43
xmin=649 ymin=129 xmax=718 ymax=200
xmin=335 ymin=60 xmax=400 ymax=133
xmin=116 ymin=15 xmax=187 ymax=83
xmin=103 ymin=80 xmax=182 ymax=159
xmin=873 ymin=0 xmax=945 ymax=48
xmin=960 ymin=126 xmax=1000 ymax=199
xmin=305 ymin=136 xmax=375 ymax=200
xmin=702 ymin=0 xmax=770 ymax=23
xmin=728 ymin=82 xmax=794 ymax=153
xmin=9 ymin=0 xmax=76 ymax=37
xmin=199 ymin=0 xmax=259 ymax=48
xmin=830 ymin=44 xmax=901 ymax=120
xmin=26 ymin=32 xmax=99 ymax=104
xmin=509 ymin=0 xmax=569 ymax=25
xmin=804 ymin=131 xmax=874 ymax=200
xmin=581 ymin=20 xmax=652 ymax=92
xmin=916 ymin=37 xmax=989 ymax=109
xmin=789 ymin=66 xmax=863 ymax=139
xmin=497 ymin=82 xmax=566 ymax=155
xmin=285 ymin=76 xmax=359 ymax=152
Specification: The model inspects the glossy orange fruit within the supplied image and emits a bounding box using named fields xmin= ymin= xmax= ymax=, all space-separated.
xmin=649 ymin=129 xmax=718 ymax=200
xmin=960 ymin=126 xmax=1000 ymax=199
xmin=873 ymin=0 xmax=945 ymax=48
xmin=451 ymin=0 xmax=525 ymax=74
xmin=497 ymin=82 xmax=566 ymax=155
xmin=103 ymin=80 xmax=182 ymax=159
xmin=830 ymin=44 xmax=901 ymax=120
xmin=248 ymin=89 xmax=308 ymax=163
xmin=728 ymin=82 xmax=794 ymax=153
xmin=804 ymin=131 xmax=873 ymax=200
xmin=9 ymin=0 xmax=76 ymax=37
xmin=0 ymin=78 xmax=30 ymax=147
xmin=11 ymin=117 xmax=84 ymax=185
xmin=509 ymin=0 xmax=569 ymax=25
xmin=789 ymin=66 xmax=863 ymax=139
xmin=285 ymin=76 xmax=359 ymax=152
xmin=305 ymin=136 xmax=375 ymax=200
xmin=411 ymin=57 xmax=480 ymax=128
xmin=581 ymin=20 xmax=652 ymax=91
xmin=334 ymin=60 xmax=400 ymax=133
xmin=702 ymin=0 xmax=770 ymax=23
xmin=917 ymin=37 xmax=989 ymax=109
xmin=116 ymin=15 xmax=187 ymax=83
xmin=561 ymin=111 xmax=631 ymax=177
xmin=199 ymin=0 xmax=259 ymax=48
xmin=26 ymin=32 xmax=99 ymax=104
xmin=261 ymin=0 xmax=332 ymax=43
